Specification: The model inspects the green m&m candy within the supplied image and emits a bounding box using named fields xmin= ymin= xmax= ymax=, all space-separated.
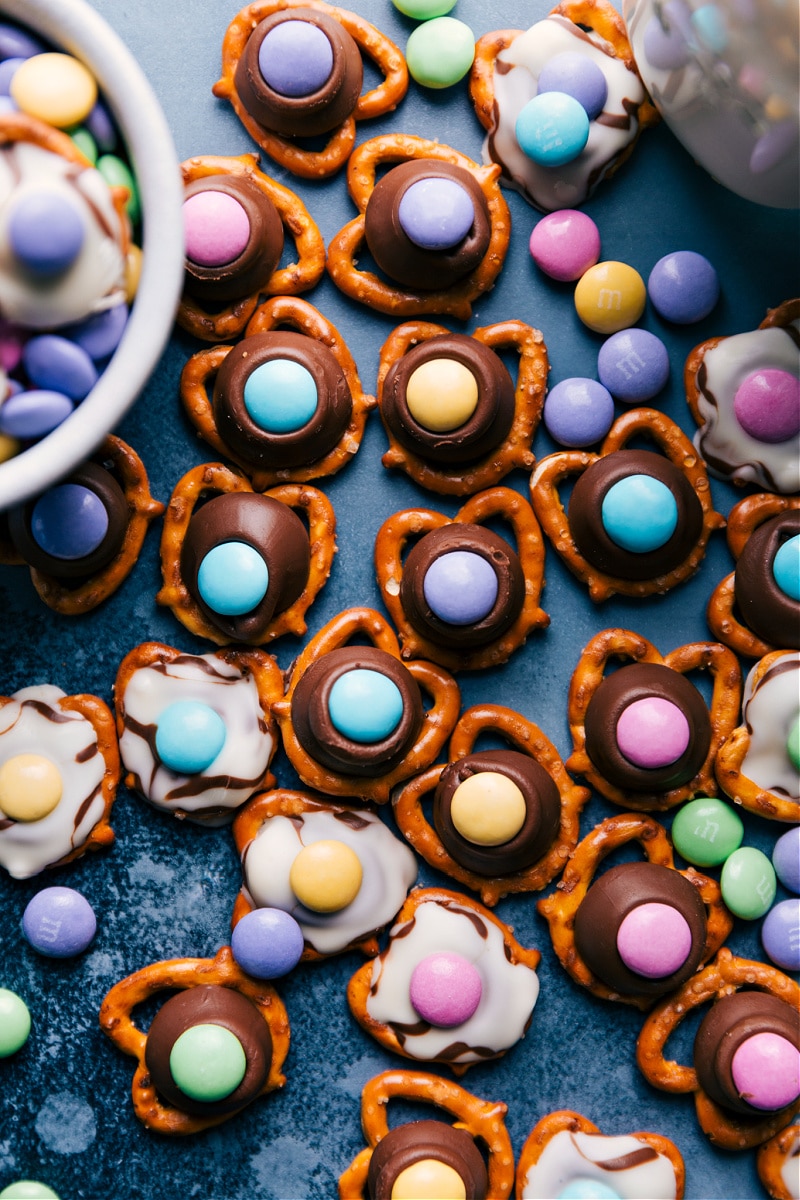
xmin=787 ymin=712 xmax=800 ymax=773
xmin=169 ymin=1023 xmax=247 ymax=1102
xmin=392 ymin=0 xmax=456 ymax=17
xmin=0 ymin=989 xmax=31 ymax=1057
xmin=406 ymin=18 xmax=475 ymax=89
xmin=671 ymin=796 xmax=744 ymax=867
xmin=97 ymin=153 xmax=140 ymax=225
xmin=720 ymin=847 xmax=777 ymax=920
xmin=0 ymin=1183 xmax=60 ymax=1198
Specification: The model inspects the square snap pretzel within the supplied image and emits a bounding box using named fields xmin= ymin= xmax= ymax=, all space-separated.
xmin=537 ymin=813 xmax=733 ymax=1009
xmin=98 ymin=946 xmax=289 ymax=1136
xmin=327 ymin=135 xmax=511 ymax=319
xmin=377 ymin=319 xmax=549 ymax=495
xmin=213 ymin=0 xmax=407 ymax=179
xmin=530 ymin=408 xmax=725 ymax=601
xmin=181 ymin=296 xmax=376 ymax=489
xmin=272 ymin=606 xmax=461 ymax=803
xmin=567 ymin=628 xmax=742 ymax=811
xmin=338 ymin=1069 xmax=515 ymax=1200
xmin=375 ymin=486 xmax=549 ymax=672
xmin=177 ymin=154 xmax=325 ymax=342
xmin=392 ymin=703 xmax=589 ymax=906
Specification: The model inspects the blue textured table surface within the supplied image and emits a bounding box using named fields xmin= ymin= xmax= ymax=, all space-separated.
xmin=0 ymin=1 xmax=798 ymax=1197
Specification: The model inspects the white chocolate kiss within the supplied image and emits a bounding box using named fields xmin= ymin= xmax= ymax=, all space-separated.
xmin=118 ymin=653 xmax=274 ymax=824
xmin=365 ymin=896 xmax=539 ymax=1065
xmin=0 ymin=685 xmax=107 ymax=880
xmin=485 ymin=15 xmax=646 ymax=211
xmin=742 ymin=653 xmax=800 ymax=803
xmin=692 ymin=320 xmax=800 ymax=493
xmin=0 ymin=141 xmax=126 ymax=329
xmin=242 ymin=808 xmax=417 ymax=955
xmin=521 ymin=1129 xmax=679 ymax=1200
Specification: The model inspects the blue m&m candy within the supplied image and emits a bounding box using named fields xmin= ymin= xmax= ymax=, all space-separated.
xmin=537 ymin=52 xmax=608 ymax=120
xmin=761 ymin=899 xmax=800 ymax=971
xmin=243 ymin=359 xmax=318 ymax=433
xmin=543 ymin=377 xmax=615 ymax=447
xmin=0 ymin=389 xmax=74 ymax=439
xmin=601 ymin=475 xmax=678 ymax=552
xmin=197 ymin=541 xmax=270 ymax=615
xmin=155 ymin=701 xmax=226 ymax=774
xmin=423 ymin=551 xmax=499 ymax=624
xmin=556 ymin=1181 xmax=621 ymax=1200
xmin=23 ymin=335 xmax=98 ymax=401
xmin=647 ymin=251 xmax=720 ymax=324
xmin=773 ymin=535 xmax=800 ymax=601
xmin=231 ymin=908 xmax=305 ymax=979
xmin=773 ymin=827 xmax=800 ymax=893
xmin=22 ymin=887 xmax=97 ymax=958
xmin=62 ymin=303 xmax=128 ymax=361
xmin=597 ymin=328 xmax=670 ymax=403
xmin=515 ymin=92 xmax=590 ymax=167
xmin=8 ymin=189 xmax=85 ymax=277
xmin=398 ymin=178 xmax=475 ymax=251
xmin=258 ymin=20 xmax=333 ymax=97
xmin=328 ymin=669 xmax=404 ymax=743
xmin=30 ymin=484 xmax=109 ymax=560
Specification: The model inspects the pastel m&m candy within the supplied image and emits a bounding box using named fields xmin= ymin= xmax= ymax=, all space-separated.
xmin=647 ymin=250 xmax=720 ymax=324
xmin=258 ymin=20 xmax=334 ymax=97
xmin=8 ymin=189 xmax=85 ymax=277
xmin=616 ymin=698 xmax=690 ymax=769
xmin=97 ymin=153 xmax=140 ymax=225
xmin=671 ymin=796 xmax=744 ymax=867
xmin=22 ymin=887 xmax=97 ymax=958
xmin=392 ymin=0 xmax=456 ymax=15
xmin=169 ymin=1024 xmax=247 ymax=1102
xmin=423 ymin=551 xmax=498 ymax=625
xmin=761 ymin=899 xmax=800 ymax=971
xmin=10 ymin=52 xmax=97 ymax=127
xmin=29 ymin=484 xmax=109 ymax=561
xmin=772 ymin=826 xmax=800 ymax=893
xmin=23 ymin=336 xmax=98 ymax=401
xmin=231 ymin=907 xmax=305 ymax=978
xmin=405 ymin=359 xmax=479 ymax=432
xmin=0 ymin=988 xmax=31 ymax=1057
xmin=556 ymin=1182 xmax=621 ymax=1200
xmin=197 ymin=541 xmax=270 ymax=615
xmin=289 ymin=839 xmax=363 ymax=912
xmin=574 ymin=261 xmax=646 ymax=334
xmin=0 ymin=1185 xmax=60 ymax=1200
xmin=515 ymin=92 xmax=590 ymax=167
xmin=398 ymin=178 xmax=475 ymax=251
xmin=733 ymin=369 xmax=800 ymax=444
xmin=155 ymin=700 xmax=227 ymax=774
xmin=616 ymin=902 xmax=692 ymax=978
xmin=391 ymin=1161 xmax=467 ymax=1200
xmin=0 ymin=754 xmax=61 ymax=821
xmin=406 ymin=18 xmax=475 ymax=89
xmin=537 ymin=52 xmax=608 ymax=120
xmin=730 ymin=1032 xmax=800 ymax=1111
xmin=529 ymin=210 xmax=601 ymax=282
xmin=601 ymin=475 xmax=678 ymax=553
xmin=597 ymin=328 xmax=670 ymax=403
xmin=328 ymin=669 xmax=404 ymax=742
xmin=0 ymin=389 xmax=74 ymax=440
xmin=449 ymin=771 xmax=527 ymax=845
xmin=543 ymin=377 xmax=614 ymax=447
xmin=720 ymin=846 xmax=776 ymax=919
xmin=409 ymin=951 xmax=482 ymax=1027
xmin=243 ymin=359 xmax=319 ymax=432
xmin=183 ymin=191 xmax=251 ymax=267
xmin=773 ymin=535 xmax=800 ymax=601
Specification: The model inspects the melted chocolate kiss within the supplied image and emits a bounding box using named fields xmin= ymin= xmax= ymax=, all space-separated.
xmin=694 ymin=991 xmax=800 ymax=1115
xmin=366 ymin=1120 xmax=488 ymax=1200
xmin=734 ymin=512 xmax=800 ymax=649
xmin=182 ymin=175 xmax=284 ymax=304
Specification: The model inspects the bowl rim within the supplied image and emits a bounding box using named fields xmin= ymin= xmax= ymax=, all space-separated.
xmin=0 ymin=0 xmax=185 ymax=512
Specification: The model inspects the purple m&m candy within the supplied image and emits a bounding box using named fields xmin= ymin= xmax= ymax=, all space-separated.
xmin=231 ymin=907 xmax=305 ymax=979
xmin=543 ymin=377 xmax=614 ymax=447
xmin=183 ymin=191 xmax=251 ymax=268
xmin=22 ymin=335 xmax=98 ymax=402
xmin=423 ymin=551 xmax=499 ymax=624
xmin=410 ymin=952 xmax=482 ymax=1027
xmin=30 ymin=484 xmax=109 ymax=560
xmin=61 ymin=303 xmax=128 ymax=362
xmin=0 ymin=57 xmax=24 ymax=97
xmin=0 ymin=22 xmax=46 ymax=60
xmin=751 ymin=119 xmax=799 ymax=176
xmin=761 ymin=899 xmax=800 ymax=971
xmin=773 ymin=827 xmax=800 ymax=894
xmin=0 ymin=389 xmax=73 ymax=439
xmin=647 ymin=250 xmax=720 ymax=324
xmin=642 ymin=0 xmax=692 ymax=69
xmin=616 ymin=697 xmax=690 ymax=768
xmin=597 ymin=328 xmax=670 ymax=403
xmin=733 ymin=369 xmax=800 ymax=444
xmin=398 ymin=178 xmax=475 ymax=251
xmin=8 ymin=189 xmax=86 ymax=278
xmin=529 ymin=209 xmax=601 ymax=282
xmin=537 ymin=52 xmax=608 ymax=120
xmin=22 ymin=887 xmax=97 ymax=958
xmin=84 ymin=98 xmax=117 ymax=154
xmin=258 ymin=20 xmax=334 ymax=97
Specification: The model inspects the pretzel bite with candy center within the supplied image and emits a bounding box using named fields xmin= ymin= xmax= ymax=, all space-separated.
xmin=757 ymin=1122 xmax=800 ymax=1200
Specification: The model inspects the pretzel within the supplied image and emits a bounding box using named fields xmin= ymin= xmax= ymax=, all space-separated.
xmin=176 ymin=154 xmax=325 ymax=342
xmin=377 ymin=319 xmax=548 ymax=495
xmin=685 ymin=299 xmax=800 ymax=495
xmin=375 ymin=487 xmax=549 ymax=672
xmin=15 ymin=436 xmax=163 ymax=616
xmin=393 ymin=704 xmax=589 ymax=906
xmin=757 ymin=1122 xmax=800 ymax=1200
xmin=715 ymin=651 xmax=800 ymax=823
xmin=531 ymin=408 xmax=724 ymax=601
xmin=707 ymin=492 xmax=800 ymax=658
xmin=213 ymin=0 xmax=408 ymax=179
xmin=180 ymin=296 xmax=376 ymax=488
xmin=272 ymin=607 xmax=460 ymax=803
xmin=231 ymin=787 xmax=416 ymax=960
xmin=98 ymin=945 xmax=289 ymax=1136
xmin=515 ymin=1110 xmax=686 ymax=1200
xmin=347 ymin=886 xmax=541 ymax=1074
xmin=637 ymin=948 xmax=800 ymax=1150
xmin=327 ymin=135 xmax=511 ymax=319
xmin=469 ymin=0 xmax=658 ymax=211
xmin=157 ymin=462 xmax=336 ymax=645
xmin=339 ymin=1069 xmax=515 ymax=1200
xmin=537 ymin=814 xmax=733 ymax=1009
xmin=567 ymin=628 xmax=742 ymax=811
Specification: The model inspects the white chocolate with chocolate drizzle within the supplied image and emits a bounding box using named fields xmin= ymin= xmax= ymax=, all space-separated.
xmin=520 ymin=1129 xmax=679 ymax=1199
xmin=742 ymin=652 xmax=800 ymax=804
xmin=0 ymin=685 xmax=106 ymax=879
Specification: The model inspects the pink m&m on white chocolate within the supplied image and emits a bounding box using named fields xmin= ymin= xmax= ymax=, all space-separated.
xmin=731 ymin=1032 xmax=800 ymax=1111
xmin=733 ymin=368 xmax=800 ymax=444
xmin=615 ymin=697 xmax=691 ymax=769
xmin=616 ymin=902 xmax=692 ymax=978
xmin=183 ymin=191 xmax=251 ymax=268
xmin=529 ymin=209 xmax=601 ymax=282
xmin=409 ymin=951 xmax=482 ymax=1027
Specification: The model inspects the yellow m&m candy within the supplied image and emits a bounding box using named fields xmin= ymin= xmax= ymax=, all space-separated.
xmin=406 ymin=359 xmax=479 ymax=432
xmin=10 ymin=53 xmax=97 ymax=129
xmin=574 ymin=260 xmax=646 ymax=334
xmin=450 ymin=771 xmax=527 ymax=846
xmin=289 ymin=840 xmax=363 ymax=912
xmin=391 ymin=1159 xmax=467 ymax=1199
xmin=0 ymin=755 xmax=62 ymax=821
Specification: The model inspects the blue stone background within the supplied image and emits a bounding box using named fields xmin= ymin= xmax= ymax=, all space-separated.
xmin=0 ymin=0 xmax=798 ymax=1196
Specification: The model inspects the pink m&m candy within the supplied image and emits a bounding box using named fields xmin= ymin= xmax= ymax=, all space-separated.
xmin=615 ymin=697 xmax=691 ymax=769
xmin=731 ymin=1032 xmax=800 ymax=1111
xmin=409 ymin=952 xmax=482 ymax=1027
xmin=733 ymin=368 xmax=800 ymax=444
xmin=529 ymin=209 xmax=601 ymax=282
xmin=616 ymin=902 xmax=692 ymax=978
xmin=183 ymin=190 xmax=251 ymax=268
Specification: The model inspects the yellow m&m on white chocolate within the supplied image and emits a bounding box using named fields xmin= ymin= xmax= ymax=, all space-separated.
xmin=406 ymin=359 xmax=479 ymax=432
xmin=289 ymin=839 xmax=363 ymax=912
xmin=391 ymin=1159 xmax=467 ymax=1200
xmin=0 ymin=754 xmax=62 ymax=821
xmin=450 ymin=771 xmax=526 ymax=846
xmin=10 ymin=53 xmax=98 ymax=129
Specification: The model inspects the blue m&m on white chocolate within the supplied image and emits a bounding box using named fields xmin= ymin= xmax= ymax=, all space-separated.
xmin=772 ymin=535 xmax=800 ymax=601
xmin=30 ymin=484 xmax=108 ymax=560
xmin=243 ymin=359 xmax=318 ymax=433
xmin=601 ymin=475 xmax=678 ymax=552
xmin=328 ymin=669 xmax=404 ymax=743
xmin=258 ymin=20 xmax=333 ymax=97
xmin=556 ymin=1180 xmax=622 ymax=1199
xmin=537 ymin=52 xmax=608 ymax=121
xmin=515 ymin=92 xmax=590 ymax=167
xmin=155 ymin=701 xmax=226 ymax=774
xmin=8 ymin=189 xmax=85 ymax=277
xmin=197 ymin=541 xmax=269 ymax=615
xmin=423 ymin=551 xmax=498 ymax=625
xmin=398 ymin=178 xmax=475 ymax=251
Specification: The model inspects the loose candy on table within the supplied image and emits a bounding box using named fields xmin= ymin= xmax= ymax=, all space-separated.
xmin=406 ymin=17 xmax=475 ymax=89
xmin=772 ymin=826 xmax=800 ymax=894
xmin=543 ymin=377 xmax=615 ymax=447
xmin=647 ymin=250 xmax=720 ymax=324
xmin=574 ymin=261 xmax=647 ymax=334
xmin=670 ymin=796 xmax=744 ymax=868
xmin=392 ymin=0 xmax=457 ymax=16
xmin=230 ymin=907 xmax=304 ymax=979
xmin=22 ymin=887 xmax=97 ymax=958
xmin=761 ymin=899 xmax=800 ymax=971
xmin=529 ymin=210 xmax=601 ymax=282
xmin=0 ymin=988 xmax=31 ymax=1057
xmin=720 ymin=846 xmax=777 ymax=919
xmin=0 ymin=1184 xmax=60 ymax=1199
xmin=597 ymin=328 xmax=670 ymax=403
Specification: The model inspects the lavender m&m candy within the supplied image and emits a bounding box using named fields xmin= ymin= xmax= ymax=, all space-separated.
xmin=258 ymin=20 xmax=334 ymax=97
xmin=616 ymin=902 xmax=692 ymax=978
xmin=773 ymin=826 xmax=800 ymax=894
xmin=84 ymin=98 xmax=117 ymax=154
xmin=423 ymin=551 xmax=499 ymax=625
xmin=537 ymin=52 xmax=608 ymax=120
xmin=398 ymin=178 xmax=475 ymax=251
xmin=761 ymin=899 xmax=800 ymax=971
xmin=597 ymin=328 xmax=670 ymax=403
xmin=183 ymin=191 xmax=251 ymax=268
xmin=642 ymin=0 xmax=692 ymax=69
xmin=0 ymin=57 xmax=24 ymax=96
xmin=529 ymin=210 xmax=601 ymax=282
xmin=733 ymin=368 xmax=800 ymax=444
xmin=0 ymin=389 xmax=73 ymax=439
xmin=730 ymin=1032 xmax=800 ymax=1111
xmin=22 ymin=887 xmax=97 ymax=958
xmin=231 ymin=907 xmax=305 ymax=979
xmin=409 ymin=952 xmax=482 ymax=1027
xmin=543 ymin=377 xmax=614 ymax=447
xmin=23 ymin=335 xmax=98 ymax=401
xmin=616 ymin=697 xmax=690 ymax=768
xmin=31 ymin=484 xmax=109 ymax=560
xmin=8 ymin=189 xmax=85 ymax=277
xmin=0 ymin=22 xmax=46 ymax=60
xmin=61 ymin=303 xmax=128 ymax=361
xmin=751 ymin=119 xmax=798 ymax=176
xmin=647 ymin=250 xmax=720 ymax=324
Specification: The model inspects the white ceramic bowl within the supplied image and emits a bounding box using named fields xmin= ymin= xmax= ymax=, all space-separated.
xmin=0 ymin=0 xmax=185 ymax=511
